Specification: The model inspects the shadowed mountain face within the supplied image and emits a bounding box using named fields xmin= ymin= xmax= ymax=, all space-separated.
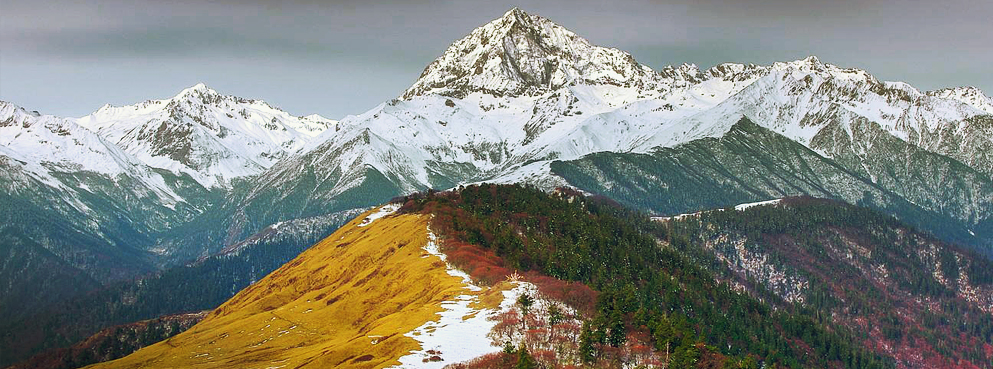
xmin=0 ymin=208 xmax=360 ymax=368
xmin=551 ymin=118 xmax=993 ymax=254
xmin=8 ymin=311 xmax=208 ymax=369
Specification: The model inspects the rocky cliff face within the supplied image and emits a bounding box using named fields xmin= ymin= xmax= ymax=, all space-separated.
xmin=402 ymin=8 xmax=677 ymax=100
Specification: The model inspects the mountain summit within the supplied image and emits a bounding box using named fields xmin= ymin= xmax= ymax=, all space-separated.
xmin=233 ymin=9 xmax=993 ymax=255
xmin=77 ymin=84 xmax=336 ymax=187
xmin=3 ymin=10 xmax=993 ymax=367
xmin=402 ymin=7 xmax=664 ymax=99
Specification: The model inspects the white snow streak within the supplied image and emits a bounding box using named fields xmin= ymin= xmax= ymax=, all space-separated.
xmin=357 ymin=203 xmax=401 ymax=227
xmin=389 ymin=228 xmax=532 ymax=368
xmin=734 ymin=199 xmax=783 ymax=211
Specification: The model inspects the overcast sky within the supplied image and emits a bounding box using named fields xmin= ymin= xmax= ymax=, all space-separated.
xmin=1 ymin=0 xmax=990 ymax=119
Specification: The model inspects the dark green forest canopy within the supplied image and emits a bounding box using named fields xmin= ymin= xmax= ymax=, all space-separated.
xmin=396 ymin=184 xmax=897 ymax=368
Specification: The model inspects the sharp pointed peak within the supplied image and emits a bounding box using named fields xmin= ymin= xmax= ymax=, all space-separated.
xmin=501 ymin=7 xmax=535 ymax=21
xmin=163 ymin=82 xmax=236 ymax=108
xmin=484 ymin=6 xmax=555 ymax=36
xmin=176 ymin=82 xmax=218 ymax=97
xmin=403 ymin=7 xmax=661 ymax=99
xmin=504 ymin=7 xmax=526 ymax=16
xmin=774 ymin=55 xmax=825 ymax=68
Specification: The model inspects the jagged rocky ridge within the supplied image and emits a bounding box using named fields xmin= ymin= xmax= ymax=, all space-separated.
xmin=0 ymin=88 xmax=337 ymax=323
xmin=2 ymin=6 xmax=992 ymax=365
xmin=77 ymin=83 xmax=335 ymax=188
xmin=227 ymin=8 xmax=992 ymax=252
xmin=2 ymin=6 xmax=990 ymax=312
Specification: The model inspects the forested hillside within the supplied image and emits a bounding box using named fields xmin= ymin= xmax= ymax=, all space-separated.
xmin=662 ymin=197 xmax=993 ymax=368
xmin=397 ymin=184 xmax=906 ymax=368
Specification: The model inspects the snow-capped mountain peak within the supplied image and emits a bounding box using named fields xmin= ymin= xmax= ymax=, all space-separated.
xmin=402 ymin=7 xmax=663 ymax=99
xmin=76 ymin=84 xmax=333 ymax=187
xmin=0 ymin=101 xmax=182 ymax=206
xmin=289 ymin=8 xmax=993 ymax=217
xmin=168 ymin=83 xmax=226 ymax=105
xmin=177 ymin=82 xmax=214 ymax=96
xmin=1 ymin=101 xmax=131 ymax=176
xmin=768 ymin=56 xmax=876 ymax=84
xmin=927 ymin=86 xmax=993 ymax=114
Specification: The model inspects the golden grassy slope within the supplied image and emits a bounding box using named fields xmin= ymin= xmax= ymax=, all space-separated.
xmin=87 ymin=210 xmax=473 ymax=369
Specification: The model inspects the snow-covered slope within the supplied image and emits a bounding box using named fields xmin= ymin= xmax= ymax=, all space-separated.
xmin=249 ymin=9 xmax=711 ymax=204
xmin=655 ymin=57 xmax=993 ymax=177
xmin=3 ymin=6 xmax=992 ymax=332
xmin=76 ymin=83 xmax=336 ymax=187
xmin=403 ymin=7 xmax=689 ymax=101
xmin=259 ymin=8 xmax=990 ymax=205
xmin=1 ymin=101 xmax=208 ymax=313
xmin=9 ymin=7 xmax=982 ymax=258
xmin=928 ymin=86 xmax=993 ymax=115
xmin=1 ymin=101 xmax=180 ymax=206
xmin=1 ymin=94 xmax=337 ymax=321
xmin=218 ymin=8 xmax=993 ymax=256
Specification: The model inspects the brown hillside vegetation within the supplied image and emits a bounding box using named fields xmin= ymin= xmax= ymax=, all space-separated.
xmin=86 ymin=208 xmax=488 ymax=369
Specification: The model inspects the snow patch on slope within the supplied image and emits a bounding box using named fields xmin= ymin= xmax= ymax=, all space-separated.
xmin=357 ymin=203 xmax=401 ymax=227
xmin=927 ymin=87 xmax=993 ymax=115
xmin=391 ymin=229 xmax=534 ymax=368
xmin=735 ymin=199 xmax=783 ymax=211
xmin=652 ymin=198 xmax=784 ymax=222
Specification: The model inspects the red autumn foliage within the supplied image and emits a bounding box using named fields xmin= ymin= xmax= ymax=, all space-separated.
xmin=532 ymin=349 xmax=558 ymax=367
xmin=430 ymin=214 xmax=599 ymax=317
xmin=440 ymin=239 xmax=513 ymax=286
xmin=404 ymin=189 xmax=683 ymax=368
xmin=403 ymin=188 xmax=600 ymax=317
xmin=522 ymin=272 xmax=598 ymax=316
xmin=488 ymin=310 xmax=521 ymax=344
xmin=444 ymin=352 xmax=514 ymax=369
xmin=696 ymin=343 xmax=729 ymax=369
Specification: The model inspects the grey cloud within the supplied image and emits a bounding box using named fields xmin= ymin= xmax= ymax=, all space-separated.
xmin=10 ymin=25 xmax=350 ymax=61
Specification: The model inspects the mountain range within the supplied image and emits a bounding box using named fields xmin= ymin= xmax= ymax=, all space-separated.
xmin=1 ymin=7 xmax=991 ymax=367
